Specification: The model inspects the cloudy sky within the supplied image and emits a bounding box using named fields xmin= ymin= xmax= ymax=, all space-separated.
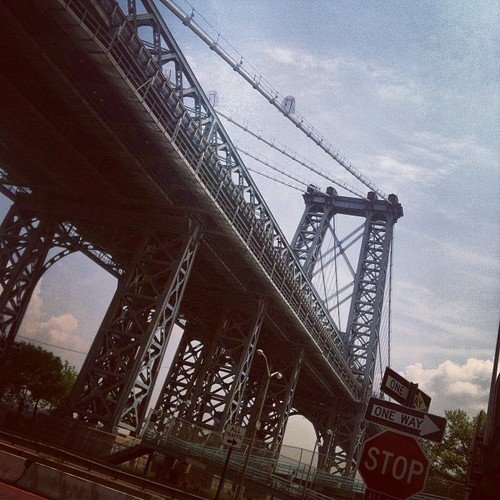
xmin=1 ymin=0 xmax=498 ymax=449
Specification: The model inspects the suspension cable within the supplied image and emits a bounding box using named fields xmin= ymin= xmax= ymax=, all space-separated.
xmin=245 ymin=164 xmax=304 ymax=192
xmin=158 ymin=0 xmax=388 ymax=200
xmin=218 ymin=108 xmax=365 ymax=198
xmin=238 ymin=147 xmax=310 ymax=192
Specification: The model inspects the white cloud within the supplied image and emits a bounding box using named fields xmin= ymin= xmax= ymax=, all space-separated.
xmin=374 ymin=155 xmax=446 ymax=187
xmin=260 ymin=43 xmax=427 ymax=111
xmin=46 ymin=313 xmax=79 ymax=346
xmin=260 ymin=45 xmax=344 ymax=74
xmin=18 ymin=281 xmax=88 ymax=367
xmin=401 ymin=358 xmax=493 ymax=416
xmin=404 ymin=131 xmax=497 ymax=173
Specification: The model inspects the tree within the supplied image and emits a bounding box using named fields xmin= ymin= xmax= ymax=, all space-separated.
xmin=422 ymin=409 xmax=485 ymax=483
xmin=0 ymin=341 xmax=77 ymax=416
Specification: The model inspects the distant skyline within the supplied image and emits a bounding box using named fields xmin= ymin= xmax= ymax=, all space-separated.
xmin=1 ymin=0 xmax=498 ymax=451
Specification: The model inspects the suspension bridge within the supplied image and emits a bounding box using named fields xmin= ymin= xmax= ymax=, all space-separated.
xmin=0 ymin=0 xmax=403 ymax=496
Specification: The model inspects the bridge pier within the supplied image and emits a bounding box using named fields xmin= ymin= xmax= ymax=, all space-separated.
xmin=240 ymin=346 xmax=303 ymax=458
xmin=326 ymin=403 xmax=366 ymax=477
xmin=0 ymin=204 xmax=56 ymax=360
xmin=295 ymin=398 xmax=365 ymax=480
xmin=153 ymin=300 xmax=265 ymax=434
xmin=0 ymin=200 xmax=117 ymax=361
xmin=66 ymin=221 xmax=202 ymax=433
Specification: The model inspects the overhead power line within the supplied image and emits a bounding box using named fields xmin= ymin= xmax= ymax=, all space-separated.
xmin=158 ymin=0 xmax=388 ymax=200
xmin=17 ymin=335 xmax=87 ymax=355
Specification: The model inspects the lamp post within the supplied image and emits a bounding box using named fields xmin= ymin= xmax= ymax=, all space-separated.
xmin=234 ymin=349 xmax=282 ymax=500
xmin=302 ymin=438 xmax=320 ymax=499
xmin=325 ymin=429 xmax=333 ymax=472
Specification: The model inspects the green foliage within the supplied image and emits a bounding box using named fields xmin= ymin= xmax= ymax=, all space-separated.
xmin=422 ymin=409 xmax=485 ymax=483
xmin=0 ymin=341 xmax=77 ymax=415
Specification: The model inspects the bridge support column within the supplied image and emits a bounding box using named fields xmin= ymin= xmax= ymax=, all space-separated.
xmin=0 ymin=204 xmax=57 ymax=360
xmin=66 ymin=222 xmax=202 ymax=433
xmin=345 ymin=201 xmax=400 ymax=393
xmin=152 ymin=300 xmax=266 ymax=434
xmin=325 ymin=403 xmax=366 ymax=477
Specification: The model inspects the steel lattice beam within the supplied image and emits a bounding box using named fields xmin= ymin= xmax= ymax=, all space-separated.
xmin=345 ymin=198 xmax=402 ymax=394
xmin=0 ymin=206 xmax=55 ymax=359
xmin=66 ymin=223 xmax=201 ymax=432
xmin=291 ymin=185 xmax=338 ymax=279
xmin=0 ymin=201 xmax=123 ymax=360
xmin=153 ymin=301 xmax=265 ymax=433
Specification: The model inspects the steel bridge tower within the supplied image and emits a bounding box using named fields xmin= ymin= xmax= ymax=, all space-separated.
xmin=291 ymin=185 xmax=402 ymax=474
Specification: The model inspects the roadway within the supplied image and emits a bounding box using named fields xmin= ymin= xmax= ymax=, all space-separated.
xmin=0 ymin=430 xmax=204 ymax=500
xmin=0 ymin=482 xmax=45 ymax=500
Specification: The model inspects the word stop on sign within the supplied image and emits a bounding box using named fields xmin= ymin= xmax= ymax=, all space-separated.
xmin=364 ymin=447 xmax=426 ymax=484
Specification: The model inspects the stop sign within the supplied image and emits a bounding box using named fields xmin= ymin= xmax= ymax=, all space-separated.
xmin=358 ymin=430 xmax=429 ymax=499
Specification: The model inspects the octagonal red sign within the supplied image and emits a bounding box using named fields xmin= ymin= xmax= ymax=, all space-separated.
xmin=358 ymin=430 xmax=429 ymax=499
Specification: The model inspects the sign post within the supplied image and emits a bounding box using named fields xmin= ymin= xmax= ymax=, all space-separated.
xmin=215 ymin=445 xmax=234 ymax=500
xmin=215 ymin=424 xmax=246 ymax=500
xmin=358 ymin=430 xmax=429 ymax=499
xmin=364 ymin=488 xmax=400 ymax=500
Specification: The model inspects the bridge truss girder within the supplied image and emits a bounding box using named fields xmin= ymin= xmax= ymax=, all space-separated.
xmin=152 ymin=301 xmax=265 ymax=433
xmin=0 ymin=198 xmax=122 ymax=361
xmin=120 ymin=0 xmax=356 ymax=400
xmin=66 ymin=221 xmax=201 ymax=432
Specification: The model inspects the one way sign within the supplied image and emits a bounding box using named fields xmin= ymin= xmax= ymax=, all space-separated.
xmin=222 ymin=424 xmax=246 ymax=449
xmin=381 ymin=366 xmax=431 ymax=412
xmin=365 ymin=397 xmax=447 ymax=443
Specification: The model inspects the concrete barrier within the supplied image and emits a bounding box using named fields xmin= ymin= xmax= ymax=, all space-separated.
xmin=0 ymin=449 xmax=27 ymax=482
xmin=18 ymin=463 xmax=142 ymax=500
xmin=0 ymin=450 xmax=144 ymax=499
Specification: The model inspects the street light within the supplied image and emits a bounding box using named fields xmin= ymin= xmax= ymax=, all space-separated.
xmin=234 ymin=349 xmax=282 ymax=499
xmin=302 ymin=438 xmax=320 ymax=499
xmin=325 ymin=429 xmax=333 ymax=472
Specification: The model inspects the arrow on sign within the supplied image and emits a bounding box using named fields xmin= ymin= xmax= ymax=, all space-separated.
xmin=365 ymin=397 xmax=447 ymax=443
xmin=222 ymin=424 xmax=246 ymax=449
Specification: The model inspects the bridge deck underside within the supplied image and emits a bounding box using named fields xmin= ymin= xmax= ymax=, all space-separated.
xmin=0 ymin=0 xmax=359 ymax=415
